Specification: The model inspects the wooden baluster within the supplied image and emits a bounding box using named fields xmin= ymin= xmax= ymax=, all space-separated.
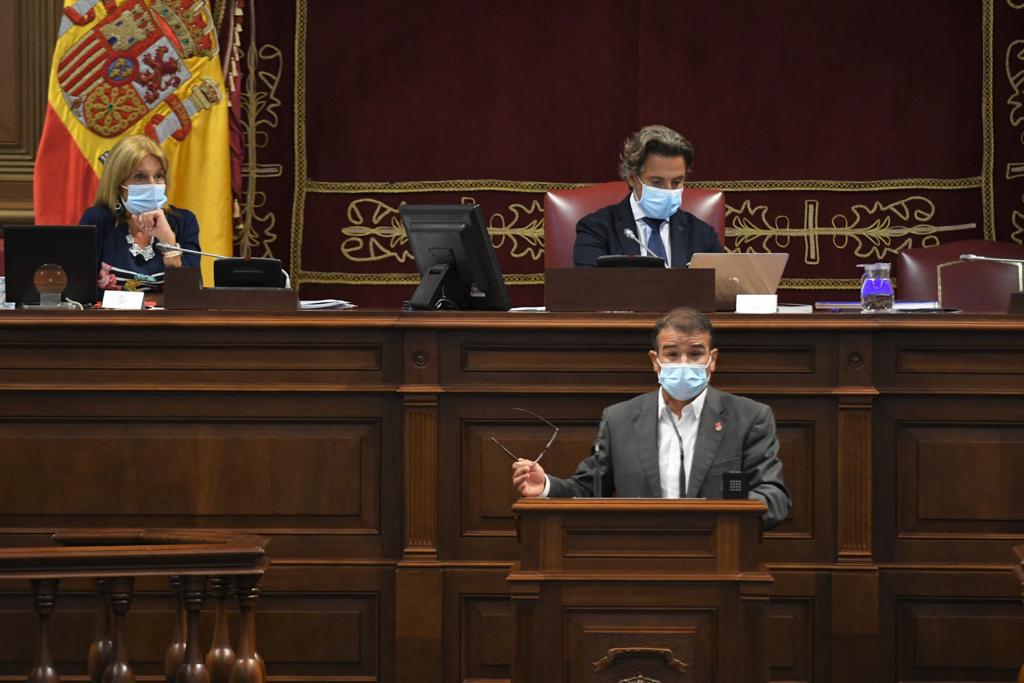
xmin=88 ymin=579 xmax=113 ymax=683
xmin=205 ymin=577 xmax=236 ymax=683
xmin=102 ymin=576 xmax=135 ymax=683
xmin=228 ymin=576 xmax=264 ymax=683
xmin=164 ymin=576 xmax=187 ymax=683
xmin=177 ymin=576 xmax=209 ymax=683
xmin=28 ymin=578 xmax=60 ymax=683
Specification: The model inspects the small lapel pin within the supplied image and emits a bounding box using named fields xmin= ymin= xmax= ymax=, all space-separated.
xmin=714 ymin=421 xmax=722 ymax=432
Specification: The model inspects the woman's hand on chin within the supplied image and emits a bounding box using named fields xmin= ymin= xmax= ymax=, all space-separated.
xmin=130 ymin=208 xmax=175 ymax=245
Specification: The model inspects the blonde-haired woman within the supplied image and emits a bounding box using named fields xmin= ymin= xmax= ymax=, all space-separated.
xmin=80 ymin=134 xmax=200 ymax=291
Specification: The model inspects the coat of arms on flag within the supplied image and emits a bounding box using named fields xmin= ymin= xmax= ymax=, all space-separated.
xmin=57 ymin=0 xmax=221 ymax=143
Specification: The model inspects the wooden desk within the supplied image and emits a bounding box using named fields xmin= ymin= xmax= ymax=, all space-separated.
xmin=0 ymin=311 xmax=1021 ymax=682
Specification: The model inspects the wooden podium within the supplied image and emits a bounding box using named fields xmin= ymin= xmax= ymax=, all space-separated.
xmin=163 ymin=267 xmax=298 ymax=310
xmin=544 ymin=268 xmax=715 ymax=312
xmin=508 ymin=498 xmax=771 ymax=683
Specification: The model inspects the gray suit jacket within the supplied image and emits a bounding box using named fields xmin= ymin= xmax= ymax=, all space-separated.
xmin=547 ymin=387 xmax=791 ymax=529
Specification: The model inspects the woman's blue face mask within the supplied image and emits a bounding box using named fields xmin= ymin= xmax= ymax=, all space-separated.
xmin=121 ymin=183 xmax=167 ymax=214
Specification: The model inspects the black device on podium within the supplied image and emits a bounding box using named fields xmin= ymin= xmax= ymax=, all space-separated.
xmin=400 ymin=204 xmax=511 ymax=311
xmin=213 ymin=257 xmax=285 ymax=288
xmin=2 ymin=225 xmax=98 ymax=306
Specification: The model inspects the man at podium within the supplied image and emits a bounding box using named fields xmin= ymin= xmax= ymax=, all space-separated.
xmin=512 ymin=307 xmax=791 ymax=529
xmin=572 ymin=124 xmax=724 ymax=267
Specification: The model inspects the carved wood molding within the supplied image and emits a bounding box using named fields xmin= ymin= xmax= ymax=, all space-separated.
xmin=592 ymin=647 xmax=687 ymax=673
xmin=0 ymin=0 xmax=58 ymax=224
xmin=837 ymin=396 xmax=874 ymax=561
xmin=0 ymin=0 xmax=58 ymax=174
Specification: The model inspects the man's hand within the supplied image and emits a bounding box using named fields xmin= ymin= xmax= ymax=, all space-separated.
xmin=512 ymin=458 xmax=546 ymax=497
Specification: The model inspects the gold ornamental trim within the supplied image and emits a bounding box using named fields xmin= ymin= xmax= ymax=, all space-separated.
xmin=290 ymin=0 xmax=309 ymax=279
xmin=296 ymin=271 xmax=544 ymax=286
xmin=304 ymin=177 xmax=983 ymax=195
xmin=779 ymin=277 xmax=862 ymax=290
xmin=982 ymin=0 xmax=995 ymax=239
xmin=306 ymin=179 xmax=589 ymax=194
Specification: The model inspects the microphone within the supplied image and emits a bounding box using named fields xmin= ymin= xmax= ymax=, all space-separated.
xmin=623 ymin=228 xmax=654 ymax=258
xmin=155 ymin=242 xmax=292 ymax=288
xmin=154 ymin=241 xmax=229 ymax=260
xmin=960 ymin=253 xmax=1024 ymax=265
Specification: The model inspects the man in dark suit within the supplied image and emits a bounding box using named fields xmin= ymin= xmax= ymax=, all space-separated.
xmin=512 ymin=307 xmax=791 ymax=529
xmin=573 ymin=124 xmax=724 ymax=267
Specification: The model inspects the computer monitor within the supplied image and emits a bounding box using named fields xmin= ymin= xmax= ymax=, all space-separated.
xmin=2 ymin=225 xmax=98 ymax=305
xmin=400 ymin=204 xmax=511 ymax=311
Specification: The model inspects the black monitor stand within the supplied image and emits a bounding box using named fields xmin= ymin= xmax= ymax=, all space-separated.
xmin=409 ymin=263 xmax=469 ymax=310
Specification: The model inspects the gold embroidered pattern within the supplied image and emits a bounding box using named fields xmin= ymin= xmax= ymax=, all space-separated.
xmin=295 ymin=271 xmax=543 ymax=286
xmin=982 ymin=0 xmax=996 ymax=239
xmin=487 ymin=199 xmax=545 ymax=260
xmin=290 ymin=0 xmax=309 ymax=279
xmin=303 ymin=176 xmax=983 ymax=195
xmin=340 ymin=199 xmax=410 ymax=264
xmin=780 ymin=277 xmax=861 ymax=290
xmin=337 ymin=197 xmax=544 ymax=264
xmin=727 ymin=197 xmax=977 ymax=264
xmin=1007 ymin=28 xmax=1024 ymax=243
xmin=685 ymin=178 xmax=982 ymax=192
xmin=307 ymin=179 xmax=587 ymax=194
xmin=238 ymin=0 xmax=284 ymax=257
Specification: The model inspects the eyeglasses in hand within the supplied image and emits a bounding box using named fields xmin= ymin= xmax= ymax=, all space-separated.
xmin=490 ymin=407 xmax=559 ymax=464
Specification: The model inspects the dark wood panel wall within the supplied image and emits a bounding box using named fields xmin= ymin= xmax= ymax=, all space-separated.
xmin=0 ymin=312 xmax=1021 ymax=683
xmin=0 ymin=0 xmax=56 ymax=224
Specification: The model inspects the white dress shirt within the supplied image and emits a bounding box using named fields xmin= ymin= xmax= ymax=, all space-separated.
xmin=538 ymin=387 xmax=707 ymax=498
xmin=657 ymin=387 xmax=707 ymax=498
xmin=629 ymin=192 xmax=672 ymax=267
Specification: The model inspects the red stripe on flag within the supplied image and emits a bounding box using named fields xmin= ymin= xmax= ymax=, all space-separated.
xmin=33 ymin=104 xmax=99 ymax=226
xmin=59 ymin=42 xmax=108 ymax=96
xmin=58 ymin=34 xmax=103 ymax=74
xmin=66 ymin=61 xmax=106 ymax=97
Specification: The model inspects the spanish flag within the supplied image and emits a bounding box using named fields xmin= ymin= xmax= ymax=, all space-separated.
xmin=33 ymin=0 xmax=233 ymax=284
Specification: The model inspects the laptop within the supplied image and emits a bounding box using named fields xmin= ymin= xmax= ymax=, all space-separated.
xmin=2 ymin=225 xmax=98 ymax=305
xmin=688 ymin=252 xmax=789 ymax=310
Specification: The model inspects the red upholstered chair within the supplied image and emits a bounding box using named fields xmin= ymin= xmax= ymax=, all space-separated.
xmin=895 ymin=239 xmax=1024 ymax=309
xmin=935 ymin=260 xmax=1023 ymax=312
xmin=543 ymin=181 xmax=726 ymax=269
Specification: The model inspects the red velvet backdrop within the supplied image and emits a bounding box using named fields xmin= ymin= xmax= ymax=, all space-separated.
xmin=231 ymin=0 xmax=1019 ymax=308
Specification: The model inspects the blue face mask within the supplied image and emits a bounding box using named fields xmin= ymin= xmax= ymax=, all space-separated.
xmin=121 ymin=183 xmax=167 ymax=214
xmin=637 ymin=183 xmax=683 ymax=220
xmin=657 ymin=359 xmax=710 ymax=401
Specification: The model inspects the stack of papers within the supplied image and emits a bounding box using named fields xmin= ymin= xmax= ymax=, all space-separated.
xmin=814 ymin=300 xmax=943 ymax=311
xmin=300 ymin=299 xmax=356 ymax=310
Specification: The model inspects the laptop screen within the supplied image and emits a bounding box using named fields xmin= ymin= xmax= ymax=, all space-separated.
xmin=688 ymin=252 xmax=789 ymax=310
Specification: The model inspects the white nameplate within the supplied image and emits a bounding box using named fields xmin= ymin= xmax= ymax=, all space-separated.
xmin=102 ymin=290 xmax=145 ymax=310
xmin=735 ymin=294 xmax=778 ymax=314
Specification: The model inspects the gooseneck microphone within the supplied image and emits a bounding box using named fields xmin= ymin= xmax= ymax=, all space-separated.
xmin=155 ymin=242 xmax=292 ymax=288
xmin=623 ymin=228 xmax=654 ymax=258
xmin=960 ymin=253 xmax=1024 ymax=265
xmin=154 ymin=241 xmax=229 ymax=260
